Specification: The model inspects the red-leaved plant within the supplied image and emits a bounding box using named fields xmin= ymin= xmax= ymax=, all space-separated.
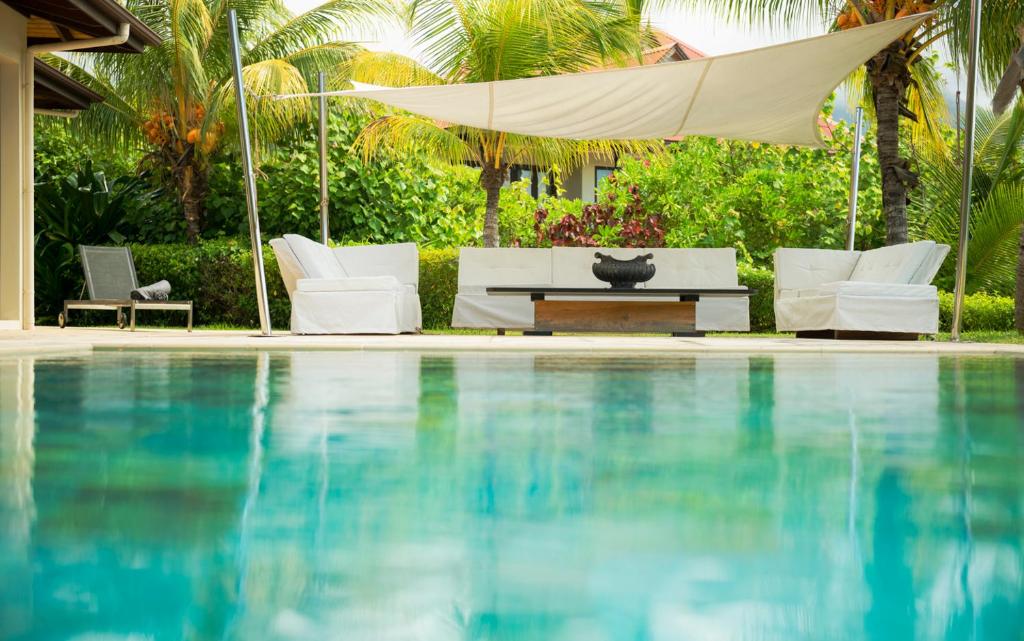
xmin=533 ymin=181 xmax=665 ymax=248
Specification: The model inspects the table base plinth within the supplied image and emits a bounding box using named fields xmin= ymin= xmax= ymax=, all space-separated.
xmin=533 ymin=300 xmax=696 ymax=334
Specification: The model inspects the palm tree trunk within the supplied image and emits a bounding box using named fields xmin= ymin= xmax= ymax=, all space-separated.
xmin=1017 ymin=226 xmax=1024 ymax=333
xmin=178 ymin=158 xmax=207 ymax=243
xmin=868 ymin=43 xmax=916 ymax=246
xmin=480 ymin=163 xmax=506 ymax=248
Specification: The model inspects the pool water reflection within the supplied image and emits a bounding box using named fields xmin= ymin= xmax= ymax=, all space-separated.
xmin=0 ymin=351 xmax=1022 ymax=640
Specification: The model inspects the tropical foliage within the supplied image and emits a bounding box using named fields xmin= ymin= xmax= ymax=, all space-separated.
xmin=498 ymin=117 xmax=885 ymax=266
xmin=533 ymin=181 xmax=667 ymax=248
xmin=346 ymin=0 xmax=664 ymax=246
xmin=913 ymin=106 xmax=1024 ymax=307
xmin=42 ymin=0 xmax=383 ymax=241
xmin=670 ymin=0 xmax=1024 ymax=247
xmin=199 ymin=110 xmax=484 ymax=246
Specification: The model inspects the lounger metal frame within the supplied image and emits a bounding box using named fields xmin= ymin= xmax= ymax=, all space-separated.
xmin=59 ymin=246 xmax=193 ymax=332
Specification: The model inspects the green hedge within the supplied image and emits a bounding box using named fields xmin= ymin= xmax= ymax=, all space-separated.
xmin=738 ymin=265 xmax=775 ymax=332
xmin=130 ymin=240 xmax=291 ymax=329
xmin=938 ymin=291 xmax=1016 ymax=332
xmin=420 ymin=248 xmax=459 ymax=329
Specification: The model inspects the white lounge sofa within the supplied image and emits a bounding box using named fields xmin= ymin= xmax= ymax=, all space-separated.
xmin=452 ymin=247 xmax=750 ymax=332
xmin=270 ymin=234 xmax=421 ymax=334
xmin=773 ymin=241 xmax=950 ymax=339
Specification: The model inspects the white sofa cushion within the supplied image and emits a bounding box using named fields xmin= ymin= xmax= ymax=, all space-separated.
xmin=334 ymin=243 xmax=418 ymax=287
xmin=269 ymin=238 xmax=304 ymax=297
xmin=848 ymin=241 xmax=935 ymax=284
xmin=773 ymin=248 xmax=861 ymax=292
xmin=794 ymin=281 xmax=937 ymax=299
xmin=295 ymin=276 xmax=402 ymax=293
xmin=458 ymin=248 xmax=552 ymax=293
xmin=908 ymin=244 xmax=951 ymax=285
xmin=549 ymin=247 xmax=740 ymax=288
xmin=648 ymin=248 xmax=739 ymax=288
xmin=284 ymin=234 xmax=348 ymax=279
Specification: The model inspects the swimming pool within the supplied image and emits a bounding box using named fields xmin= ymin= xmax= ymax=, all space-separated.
xmin=1 ymin=350 xmax=1022 ymax=640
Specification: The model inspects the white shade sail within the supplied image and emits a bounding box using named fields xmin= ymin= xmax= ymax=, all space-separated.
xmin=278 ymin=14 xmax=929 ymax=148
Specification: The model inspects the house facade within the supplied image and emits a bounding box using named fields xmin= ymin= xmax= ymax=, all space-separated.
xmin=0 ymin=0 xmax=159 ymax=330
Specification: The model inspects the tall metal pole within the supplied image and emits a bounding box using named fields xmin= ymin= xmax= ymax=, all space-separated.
xmin=228 ymin=10 xmax=272 ymax=336
xmin=846 ymin=107 xmax=865 ymax=251
xmin=951 ymin=0 xmax=983 ymax=342
xmin=318 ymin=72 xmax=330 ymax=245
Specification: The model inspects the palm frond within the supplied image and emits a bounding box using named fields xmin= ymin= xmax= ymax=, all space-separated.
xmin=243 ymin=0 xmax=392 ymax=66
xmin=345 ymin=50 xmax=445 ymax=86
xmin=354 ymin=113 xmax=477 ymax=165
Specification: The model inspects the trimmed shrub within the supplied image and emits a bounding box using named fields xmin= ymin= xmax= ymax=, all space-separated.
xmin=130 ymin=240 xmax=291 ymax=329
xmin=938 ymin=291 xmax=1016 ymax=332
xmin=420 ymin=248 xmax=460 ymax=330
xmin=738 ymin=265 xmax=775 ymax=332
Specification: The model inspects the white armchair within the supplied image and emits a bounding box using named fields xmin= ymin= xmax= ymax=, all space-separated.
xmin=270 ymin=234 xmax=421 ymax=335
xmin=773 ymin=241 xmax=950 ymax=339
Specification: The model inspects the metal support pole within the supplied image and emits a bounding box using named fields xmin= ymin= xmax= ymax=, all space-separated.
xmin=846 ymin=107 xmax=865 ymax=251
xmin=318 ymin=72 xmax=330 ymax=245
xmin=228 ymin=10 xmax=272 ymax=336
xmin=951 ymin=0 xmax=983 ymax=342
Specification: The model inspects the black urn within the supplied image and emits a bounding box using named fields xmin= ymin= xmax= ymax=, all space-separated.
xmin=592 ymin=252 xmax=656 ymax=289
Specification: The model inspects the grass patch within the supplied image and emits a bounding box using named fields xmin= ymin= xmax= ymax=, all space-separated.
xmin=933 ymin=331 xmax=1024 ymax=344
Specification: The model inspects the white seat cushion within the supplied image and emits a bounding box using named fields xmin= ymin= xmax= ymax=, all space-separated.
xmin=794 ymin=281 xmax=936 ymax=299
xmin=848 ymin=242 xmax=935 ymax=284
xmin=295 ymin=276 xmax=401 ymax=293
xmin=284 ymin=234 xmax=348 ymax=279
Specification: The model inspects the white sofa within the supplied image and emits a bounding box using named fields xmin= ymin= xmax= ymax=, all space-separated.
xmin=773 ymin=241 xmax=950 ymax=338
xmin=270 ymin=234 xmax=421 ymax=334
xmin=452 ymin=247 xmax=750 ymax=332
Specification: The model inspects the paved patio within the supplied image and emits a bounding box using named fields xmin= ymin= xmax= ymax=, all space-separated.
xmin=2 ymin=327 xmax=1023 ymax=357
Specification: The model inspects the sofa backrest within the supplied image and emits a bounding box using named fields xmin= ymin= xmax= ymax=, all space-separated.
xmin=282 ymin=234 xmax=348 ymax=279
xmin=334 ymin=243 xmax=419 ymax=288
xmin=774 ymin=248 xmax=861 ymax=293
xmin=648 ymin=248 xmax=739 ymax=288
xmin=550 ymin=247 xmax=739 ymax=288
xmin=907 ymin=243 xmax=951 ymax=285
xmin=458 ymin=248 xmax=552 ymax=292
xmin=848 ymin=241 xmax=935 ymax=284
xmin=269 ymin=238 xmax=303 ymax=297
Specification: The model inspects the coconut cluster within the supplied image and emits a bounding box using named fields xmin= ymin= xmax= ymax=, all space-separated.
xmin=836 ymin=1 xmax=934 ymax=30
xmin=141 ymin=104 xmax=224 ymax=154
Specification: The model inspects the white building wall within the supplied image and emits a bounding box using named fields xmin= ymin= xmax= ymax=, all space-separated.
xmin=0 ymin=4 xmax=31 ymax=329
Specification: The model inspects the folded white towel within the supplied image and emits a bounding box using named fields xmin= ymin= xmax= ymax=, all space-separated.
xmin=131 ymin=280 xmax=171 ymax=301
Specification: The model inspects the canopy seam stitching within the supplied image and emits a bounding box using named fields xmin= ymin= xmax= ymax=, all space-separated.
xmin=674 ymin=60 xmax=713 ymax=137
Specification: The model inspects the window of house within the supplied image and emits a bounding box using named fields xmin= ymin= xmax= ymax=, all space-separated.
xmin=594 ymin=166 xmax=616 ymax=197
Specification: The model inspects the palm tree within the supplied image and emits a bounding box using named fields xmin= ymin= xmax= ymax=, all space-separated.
xmin=346 ymin=0 xmax=663 ymax=247
xmin=913 ymin=105 xmax=1024 ymax=328
xmin=45 ymin=0 xmax=384 ymax=242
xmin=670 ymin=0 xmax=1024 ymax=247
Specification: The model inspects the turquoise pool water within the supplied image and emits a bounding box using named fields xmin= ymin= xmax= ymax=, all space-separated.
xmin=0 ymin=350 xmax=1022 ymax=640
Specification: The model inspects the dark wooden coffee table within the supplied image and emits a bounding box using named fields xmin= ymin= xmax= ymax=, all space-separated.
xmin=486 ymin=287 xmax=755 ymax=336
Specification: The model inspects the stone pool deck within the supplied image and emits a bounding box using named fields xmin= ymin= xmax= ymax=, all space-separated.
xmin=1 ymin=327 xmax=1023 ymax=357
